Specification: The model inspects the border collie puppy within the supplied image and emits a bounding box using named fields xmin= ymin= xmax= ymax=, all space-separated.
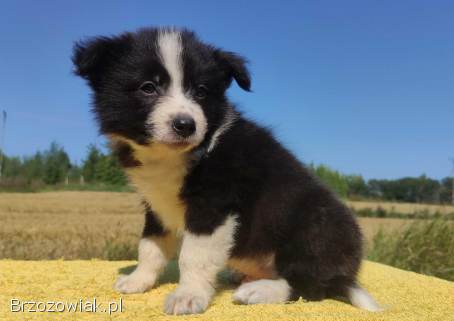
xmin=72 ymin=27 xmax=380 ymax=315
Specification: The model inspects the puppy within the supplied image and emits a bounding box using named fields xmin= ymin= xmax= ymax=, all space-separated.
xmin=72 ymin=27 xmax=380 ymax=315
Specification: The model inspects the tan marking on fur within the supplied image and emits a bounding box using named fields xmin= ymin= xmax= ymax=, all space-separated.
xmin=151 ymin=233 xmax=180 ymax=260
xmin=228 ymin=254 xmax=277 ymax=280
xmin=109 ymin=136 xmax=190 ymax=233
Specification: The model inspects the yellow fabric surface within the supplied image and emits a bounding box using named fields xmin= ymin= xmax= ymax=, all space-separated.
xmin=0 ymin=260 xmax=453 ymax=321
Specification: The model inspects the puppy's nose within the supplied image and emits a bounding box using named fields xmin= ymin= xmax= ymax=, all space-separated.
xmin=172 ymin=115 xmax=196 ymax=138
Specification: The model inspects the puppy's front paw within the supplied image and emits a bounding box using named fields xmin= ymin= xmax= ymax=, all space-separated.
xmin=114 ymin=270 xmax=156 ymax=294
xmin=164 ymin=287 xmax=210 ymax=315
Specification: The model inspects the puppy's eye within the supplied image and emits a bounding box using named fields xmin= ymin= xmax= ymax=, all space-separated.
xmin=195 ymin=85 xmax=208 ymax=99
xmin=139 ymin=81 xmax=157 ymax=95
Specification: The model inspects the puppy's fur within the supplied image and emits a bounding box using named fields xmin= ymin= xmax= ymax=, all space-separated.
xmin=73 ymin=27 xmax=381 ymax=315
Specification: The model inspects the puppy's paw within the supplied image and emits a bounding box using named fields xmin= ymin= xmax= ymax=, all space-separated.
xmin=164 ymin=287 xmax=210 ymax=315
xmin=232 ymin=279 xmax=291 ymax=304
xmin=114 ymin=270 xmax=156 ymax=294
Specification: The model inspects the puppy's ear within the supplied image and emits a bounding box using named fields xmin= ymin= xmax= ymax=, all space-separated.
xmin=215 ymin=50 xmax=251 ymax=92
xmin=72 ymin=35 xmax=131 ymax=88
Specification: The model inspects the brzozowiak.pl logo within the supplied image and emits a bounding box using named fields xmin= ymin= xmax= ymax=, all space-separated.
xmin=10 ymin=298 xmax=123 ymax=315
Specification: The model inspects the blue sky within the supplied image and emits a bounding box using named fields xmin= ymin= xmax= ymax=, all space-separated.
xmin=1 ymin=0 xmax=453 ymax=179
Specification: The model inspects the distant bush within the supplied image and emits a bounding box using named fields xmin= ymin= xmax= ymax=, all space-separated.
xmin=0 ymin=177 xmax=45 ymax=192
xmin=368 ymin=219 xmax=454 ymax=281
xmin=102 ymin=239 xmax=138 ymax=260
xmin=309 ymin=164 xmax=349 ymax=198
xmin=352 ymin=207 xmax=454 ymax=220
xmin=42 ymin=183 xmax=134 ymax=193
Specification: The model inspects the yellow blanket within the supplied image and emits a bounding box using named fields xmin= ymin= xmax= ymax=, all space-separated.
xmin=0 ymin=260 xmax=452 ymax=321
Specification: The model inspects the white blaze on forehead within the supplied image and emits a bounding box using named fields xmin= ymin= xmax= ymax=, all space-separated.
xmin=148 ymin=30 xmax=207 ymax=146
xmin=158 ymin=30 xmax=183 ymax=94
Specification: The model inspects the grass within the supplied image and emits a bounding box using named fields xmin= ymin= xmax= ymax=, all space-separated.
xmin=42 ymin=183 xmax=135 ymax=193
xmin=2 ymin=191 xmax=452 ymax=282
xmin=0 ymin=191 xmax=413 ymax=260
xmin=356 ymin=217 xmax=412 ymax=248
xmin=368 ymin=219 xmax=454 ymax=281
xmin=352 ymin=206 xmax=454 ymax=220
xmin=347 ymin=200 xmax=454 ymax=215
xmin=0 ymin=192 xmax=143 ymax=259
xmin=0 ymin=183 xmax=134 ymax=193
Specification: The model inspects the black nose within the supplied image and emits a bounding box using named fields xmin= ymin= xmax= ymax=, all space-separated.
xmin=172 ymin=115 xmax=196 ymax=138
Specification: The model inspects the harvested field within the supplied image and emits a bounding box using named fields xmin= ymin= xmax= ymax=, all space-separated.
xmin=348 ymin=200 xmax=454 ymax=215
xmin=0 ymin=192 xmax=417 ymax=259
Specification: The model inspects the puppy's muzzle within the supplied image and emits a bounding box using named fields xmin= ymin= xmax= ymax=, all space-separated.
xmin=172 ymin=114 xmax=196 ymax=138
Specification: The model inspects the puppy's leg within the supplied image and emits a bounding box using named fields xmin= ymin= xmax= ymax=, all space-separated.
xmin=164 ymin=215 xmax=237 ymax=315
xmin=232 ymin=279 xmax=291 ymax=304
xmin=114 ymin=204 xmax=178 ymax=294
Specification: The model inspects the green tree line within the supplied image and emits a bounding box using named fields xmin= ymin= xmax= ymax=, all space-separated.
xmin=0 ymin=142 xmax=452 ymax=204
xmin=0 ymin=142 xmax=127 ymax=191
xmin=310 ymin=164 xmax=453 ymax=204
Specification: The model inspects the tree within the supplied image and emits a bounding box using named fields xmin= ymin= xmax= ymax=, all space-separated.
xmin=310 ymin=164 xmax=349 ymax=198
xmin=22 ymin=152 xmax=44 ymax=182
xmin=367 ymin=179 xmax=385 ymax=199
xmin=82 ymin=144 xmax=102 ymax=183
xmin=95 ymin=154 xmax=128 ymax=185
xmin=2 ymin=155 xmax=22 ymax=178
xmin=81 ymin=144 xmax=127 ymax=186
xmin=68 ymin=162 xmax=82 ymax=184
xmin=42 ymin=142 xmax=71 ymax=185
xmin=367 ymin=176 xmax=440 ymax=203
xmin=440 ymin=177 xmax=453 ymax=204
xmin=346 ymin=174 xmax=369 ymax=198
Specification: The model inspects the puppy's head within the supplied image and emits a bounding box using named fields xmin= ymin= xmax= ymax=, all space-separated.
xmin=72 ymin=27 xmax=250 ymax=149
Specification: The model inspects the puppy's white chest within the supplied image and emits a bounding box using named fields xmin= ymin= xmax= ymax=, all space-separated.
xmin=127 ymin=146 xmax=188 ymax=232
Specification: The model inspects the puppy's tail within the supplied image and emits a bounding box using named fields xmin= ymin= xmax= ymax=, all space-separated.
xmin=347 ymin=284 xmax=383 ymax=312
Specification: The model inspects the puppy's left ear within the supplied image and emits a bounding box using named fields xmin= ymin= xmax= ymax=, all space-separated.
xmin=215 ymin=50 xmax=251 ymax=92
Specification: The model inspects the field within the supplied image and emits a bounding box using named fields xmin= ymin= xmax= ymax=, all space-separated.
xmin=0 ymin=191 xmax=448 ymax=260
xmin=0 ymin=192 xmax=144 ymax=259
xmin=347 ymin=200 xmax=454 ymax=215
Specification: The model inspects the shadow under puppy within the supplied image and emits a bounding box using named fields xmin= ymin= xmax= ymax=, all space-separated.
xmin=72 ymin=26 xmax=381 ymax=315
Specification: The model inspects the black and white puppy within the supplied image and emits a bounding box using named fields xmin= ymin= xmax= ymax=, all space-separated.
xmin=73 ymin=27 xmax=380 ymax=315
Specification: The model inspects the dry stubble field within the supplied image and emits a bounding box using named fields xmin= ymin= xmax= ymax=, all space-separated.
xmin=346 ymin=200 xmax=454 ymax=215
xmin=1 ymin=191 xmax=451 ymax=260
xmin=0 ymin=192 xmax=144 ymax=259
